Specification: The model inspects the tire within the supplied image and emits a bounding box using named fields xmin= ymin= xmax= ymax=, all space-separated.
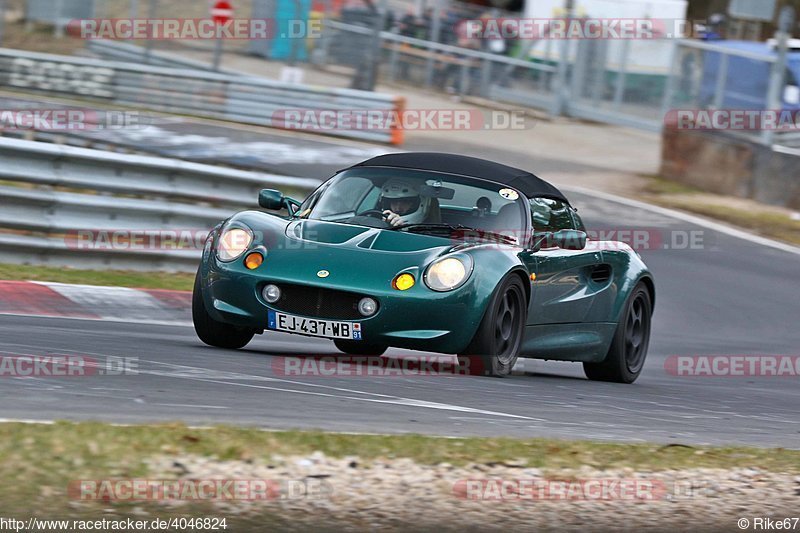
xmin=192 ymin=269 xmax=255 ymax=349
xmin=334 ymin=339 xmax=388 ymax=356
xmin=583 ymin=282 xmax=652 ymax=384
xmin=459 ymin=274 xmax=527 ymax=377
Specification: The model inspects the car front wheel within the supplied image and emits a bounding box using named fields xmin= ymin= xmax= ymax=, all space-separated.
xmin=459 ymin=275 xmax=527 ymax=377
xmin=192 ymin=270 xmax=255 ymax=349
xmin=583 ymin=282 xmax=652 ymax=384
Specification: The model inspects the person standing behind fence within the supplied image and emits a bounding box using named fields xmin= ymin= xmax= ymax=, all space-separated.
xmin=396 ymin=8 xmax=422 ymax=79
xmin=398 ymin=8 xmax=418 ymax=38
xmin=437 ymin=16 xmax=481 ymax=94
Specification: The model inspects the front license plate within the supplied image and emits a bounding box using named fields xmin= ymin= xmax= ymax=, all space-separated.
xmin=268 ymin=310 xmax=361 ymax=340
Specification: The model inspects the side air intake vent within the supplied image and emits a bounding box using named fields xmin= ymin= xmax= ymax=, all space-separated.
xmin=590 ymin=264 xmax=612 ymax=284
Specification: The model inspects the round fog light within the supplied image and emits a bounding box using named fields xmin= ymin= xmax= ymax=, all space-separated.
xmin=358 ymin=297 xmax=378 ymax=317
xmin=263 ymin=284 xmax=281 ymax=304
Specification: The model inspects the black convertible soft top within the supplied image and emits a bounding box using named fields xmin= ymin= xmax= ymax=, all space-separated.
xmin=346 ymin=152 xmax=569 ymax=204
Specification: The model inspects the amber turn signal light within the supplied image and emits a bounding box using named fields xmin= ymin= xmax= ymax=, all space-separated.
xmin=244 ymin=252 xmax=264 ymax=270
xmin=392 ymin=273 xmax=415 ymax=290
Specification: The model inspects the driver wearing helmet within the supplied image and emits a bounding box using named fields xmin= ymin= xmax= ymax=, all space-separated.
xmin=380 ymin=178 xmax=433 ymax=227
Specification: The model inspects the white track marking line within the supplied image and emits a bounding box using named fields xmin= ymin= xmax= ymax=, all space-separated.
xmin=562 ymin=185 xmax=800 ymax=257
xmin=3 ymin=344 xmax=523 ymax=418
xmin=143 ymin=360 xmax=798 ymax=425
xmin=154 ymin=403 xmax=230 ymax=409
xmin=172 ymin=375 xmax=536 ymax=420
xmin=135 ymin=359 xmax=535 ymax=419
xmin=5 ymin=350 xmax=531 ymax=420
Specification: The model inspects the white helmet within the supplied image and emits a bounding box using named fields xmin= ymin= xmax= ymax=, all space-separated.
xmin=380 ymin=178 xmax=430 ymax=225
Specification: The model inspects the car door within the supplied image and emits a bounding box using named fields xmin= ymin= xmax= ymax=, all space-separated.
xmin=519 ymin=198 xmax=613 ymax=360
xmin=524 ymin=198 xmax=604 ymax=324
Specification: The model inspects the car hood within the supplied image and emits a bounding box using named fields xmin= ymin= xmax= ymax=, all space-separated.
xmin=235 ymin=216 xmax=460 ymax=291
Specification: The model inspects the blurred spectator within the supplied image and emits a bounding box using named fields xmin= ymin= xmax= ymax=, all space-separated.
xmin=437 ymin=16 xmax=481 ymax=94
xmin=398 ymin=7 xmax=418 ymax=37
xmin=422 ymin=7 xmax=434 ymax=38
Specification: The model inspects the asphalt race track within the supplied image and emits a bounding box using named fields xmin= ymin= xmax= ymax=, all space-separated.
xmin=1 ymin=190 xmax=798 ymax=449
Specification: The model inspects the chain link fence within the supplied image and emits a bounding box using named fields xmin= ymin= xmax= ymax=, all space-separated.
xmin=14 ymin=0 xmax=799 ymax=145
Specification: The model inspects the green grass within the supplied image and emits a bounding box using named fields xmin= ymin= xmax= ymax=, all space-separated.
xmin=640 ymin=176 xmax=800 ymax=246
xmin=668 ymin=202 xmax=800 ymax=246
xmin=641 ymin=175 xmax=704 ymax=196
xmin=0 ymin=263 xmax=195 ymax=291
xmin=644 ymin=198 xmax=800 ymax=246
xmin=0 ymin=421 xmax=797 ymax=527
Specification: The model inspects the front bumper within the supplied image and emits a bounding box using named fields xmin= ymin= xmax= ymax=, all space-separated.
xmin=201 ymin=259 xmax=484 ymax=354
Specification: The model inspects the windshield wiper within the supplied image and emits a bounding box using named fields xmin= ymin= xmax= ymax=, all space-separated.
xmin=395 ymin=224 xmax=518 ymax=245
xmin=394 ymin=223 xmax=458 ymax=232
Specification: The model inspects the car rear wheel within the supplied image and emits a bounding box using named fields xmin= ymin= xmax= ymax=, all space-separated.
xmin=334 ymin=340 xmax=388 ymax=356
xmin=583 ymin=282 xmax=652 ymax=384
xmin=459 ymin=275 xmax=527 ymax=377
xmin=192 ymin=270 xmax=255 ymax=349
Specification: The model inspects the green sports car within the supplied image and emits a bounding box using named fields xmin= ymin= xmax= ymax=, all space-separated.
xmin=193 ymin=153 xmax=655 ymax=383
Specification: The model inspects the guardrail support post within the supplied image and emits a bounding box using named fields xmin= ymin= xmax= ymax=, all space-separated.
xmin=423 ymin=0 xmax=442 ymax=88
xmin=552 ymin=0 xmax=574 ymax=116
xmin=763 ymin=6 xmax=794 ymax=146
xmin=144 ymin=0 xmax=157 ymax=64
xmin=660 ymin=40 xmax=679 ymax=121
xmin=0 ymin=0 xmax=5 ymax=46
xmin=612 ymin=38 xmax=631 ymax=111
xmin=459 ymin=61 xmax=469 ymax=96
xmin=388 ymin=41 xmax=399 ymax=82
xmin=53 ymin=0 xmax=64 ymax=37
xmin=712 ymin=53 xmax=729 ymax=109
xmin=480 ymin=57 xmax=492 ymax=98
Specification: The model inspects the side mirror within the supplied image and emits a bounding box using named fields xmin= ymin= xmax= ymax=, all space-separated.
xmin=258 ymin=189 xmax=285 ymax=210
xmin=531 ymin=229 xmax=587 ymax=251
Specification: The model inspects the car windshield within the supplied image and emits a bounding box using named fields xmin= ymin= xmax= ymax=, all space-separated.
xmin=295 ymin=167 xmax=526 ymax=242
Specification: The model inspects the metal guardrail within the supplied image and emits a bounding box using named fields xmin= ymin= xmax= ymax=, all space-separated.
xmin=85 ymin=40 xmax=228 ymax=73
xmin=0 ymin=48 xmax=405 ymax=145
xmin=0 ymin=137 xmax=320 ymax=272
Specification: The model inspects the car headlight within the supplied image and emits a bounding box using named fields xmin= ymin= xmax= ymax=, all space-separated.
xmin=216 ymin=227 xmax=253 ymax=262
xmin=424 ymin=255 xmax=473 ymax=292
